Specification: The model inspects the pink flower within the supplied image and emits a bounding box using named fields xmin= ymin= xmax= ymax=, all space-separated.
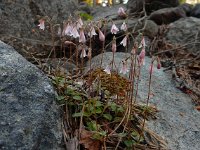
xmin=112 ymin=37 xmax=117 ymax=53
xmin=71 ymin=25 xmax=79 ymax=38
xmin=139 ymin=48 xmax=145 ymax=60
xmin=120 ymin=22 xmax=127 ymax=31
xmin=57 ymin=27 xmax=62 ymax=36
xmin=63 ymin=23 xmax=72 ymax=36
xmin=38 ymin=19 xmax=45 ymax=30
xmin=79 ymin=28 xmax=86 ymax=43
xmin=88 ymin=26 xmax=97 ymax=38
xmin=120 ymin=61 xmax=129 ymax=74
xmin=131 ymin=47 xmax=136 ymax=55
xmin=80 ymin=48 xmax=87 ymax=58
xmin=139 ymin=37 xmax=146 ymax=48
xmin=138 ymin=48 xmax=145 ymax=66
xmin=149 ymin=63 xmax=154 ymax=74
xmin=77 ymin=17 xmax=83 ymax=29
xmin=98 ymin=29 xmax=105 ymax=42
xmin=104 ymin=65 xmax=111 ymax=74
xmin=118 ymin=7 xmax=126 ymax=17
xmin=157 ymin=57 xmax=161 ymax=69
xmin=111 ymin=23 xmax=119 ymax=34
xmin=120 ymin=35 xmax=127 ymax=47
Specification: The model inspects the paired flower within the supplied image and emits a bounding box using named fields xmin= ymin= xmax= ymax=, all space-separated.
xmin=98 ymin=29 xmax=105 ymax=42
xmin=120 ymin=22 xmax=127 ymax=32
xmin=120 ymin=60 xmax=129 ymax=75
xmin=38 ymin=19 xmax=45 ymax=30
xmin=118 ymin=7 xmax=126 ymax=17
xmin=112 ymin=36 xmax=117 ymax=53
xmin=79 ymin=28 xmax=86 ymax=43
xmin=111 ymin=23 xmax=119 ymax=34
xmin=120 ymin=35 xmax=128 ymax=47
xmin=88 ymin=26 xmax=97 ymax=38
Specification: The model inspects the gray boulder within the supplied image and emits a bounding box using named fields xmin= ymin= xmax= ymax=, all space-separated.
xmin=127 ymin=0 xmax=179 ymax=14
xmin=191 ymin=3 xmax=200 ymax=18
xmin=86 ymin=52 xmax=200 ymax=150
xmin=0 ymin=41 xmax=62 ymax=150
xmin=166 ymin=17 xmax=200 ymax=53
xmin=149 ymin=7 xmax=186 ymax=25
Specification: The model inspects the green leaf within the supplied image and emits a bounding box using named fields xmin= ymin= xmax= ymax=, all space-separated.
xmin=103 ymin=114 xmax=112 ymax=121
xmin=87 ymin=121 xmax=99 ymax=131
xmin=110 ymin=103 xmax=117 ymax=111
xmin=124 ymin=140 xmax=134 ymax=148
xmin=72 ymin=112 xmax=82 ymax=117
xmin=95 ymin=107 xmax=103 ymax=114
xmin=56 ymin=95 xmax=65 ymax=101
xmin=73 ymin=95 xmax=82 ymax=101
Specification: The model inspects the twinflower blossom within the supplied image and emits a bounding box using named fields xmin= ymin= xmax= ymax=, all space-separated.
xmin=112 ymin=37 xmax=117 ymax=53
xmin=120 ymin=22 xmax=127 ymax=31
xmin=157 ymin=57 xmax=161 ymax=69
xmin=138 ymin=48 xmax=145 ymax=66
xmin=57 ymin=27 xmax=62 ymax=36
xmin=77 ymin=17 xmax=83 ymax=29
xmin=38 ymin=19 xmax=45 ymax=30
xmin=139 ymin=37 xmax=146 ymax=48
xmin=63 ymin=23 xmax=72 ymax=36
xmin=111 ymin=23 xmax=119 ymax=34
xmin=118 ymin=7 xmax=126 ymax=17
xmin=88 ymin=26 xmax=97 ymax=38
xmin=98 ymin=29 xmax=105 ymax=41
xmin=79 ymin=28 xmax=86 ymax=43
xmin=120 ymin=61 xmax=129 ymax=74
xmin=71 ymin=25 xmax=79 ymax=38
xmin=104 ymin=65 xmax=111 ymax=74
xmin=80 ymin=48 xmax=87 ymax=58
xmin=120 ymin=35 xmax=127 ymax=47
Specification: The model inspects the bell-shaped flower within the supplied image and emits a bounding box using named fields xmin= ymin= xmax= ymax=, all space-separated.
xmin=120 ymin=61 xmax=129 ymax=74
xmin=157 ymin=57 xmax=161 ymax=69
xmin=57 ymin=27 xmax=62 ymax=36
xmin=98 ymin=29 xmax=105 ymax=42
xmin=63 ymin=23 xmax=73 ymax=36
xmin=118 ymin=7 xmax=126 ymax=17
xmin=120 ymin=35 xmax=127 ymax=47
xmin=120 ymin=22 xmax=127 ymax=32
xmin=112 ymin=37 xmax=117 ymax=53
xmin=38 ymin=19 xmax=45 ymax=30
xmin=138 ymin=48 xmax=145 ymax=66
xmin=88 ymin=26 xmax=97 ymax=38
xmin=139 ymin=37 xmax=146 ymax=48
xmin=79 ymin=28 xmax=86 ymax=43
xmin=104 ymin=65 xmax=111 ymax=74
xmin=80 ymin=48 xmax=87 ymax=58
xmin=111 ymin=23 xmax=119 ymax=34
xmin=77 ymin=17 xmax=83 ymax=29
xmin=71 ymin=25 xmax=80 ymax=38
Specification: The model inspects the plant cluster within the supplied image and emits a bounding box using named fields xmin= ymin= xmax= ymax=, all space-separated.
xmin=37 ymin=7 xmax=165 ymax=150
